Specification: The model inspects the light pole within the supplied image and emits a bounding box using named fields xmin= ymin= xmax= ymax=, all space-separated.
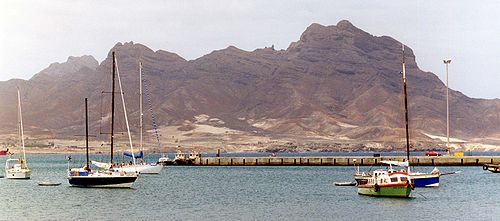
xmin=443 ymin=59 xmax=451 ymax=156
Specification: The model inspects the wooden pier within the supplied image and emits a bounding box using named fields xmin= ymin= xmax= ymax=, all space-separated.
xmin=191 ymin=156 xmax=500 ymax=166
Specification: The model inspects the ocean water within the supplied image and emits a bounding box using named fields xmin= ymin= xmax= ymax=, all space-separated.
xmin=1 ymin=153 xmax=499 ymax=220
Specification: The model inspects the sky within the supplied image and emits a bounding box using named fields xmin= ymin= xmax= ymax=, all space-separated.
xmin=1 ymin=0 xmax=499 ymax=99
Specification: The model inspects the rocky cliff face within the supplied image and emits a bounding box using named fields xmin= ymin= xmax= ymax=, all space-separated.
xmin=1 ymin=20 xmax=499 ymax=146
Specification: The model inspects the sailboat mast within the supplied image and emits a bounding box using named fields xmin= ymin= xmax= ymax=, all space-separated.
xmin=401 ymin=44 xmax=410 ymax=163
xmin=17 ymin=88 xmax=27 ymax=167
xmin=85 ymin=98 xmax=89 ymax=171
xmin=110 ymin=51 xmax=116 ymax=164
xmin=114 ymin=54 xmax=137 ymax=166
xmin=139 ymin=61 xmax=143 ymax=153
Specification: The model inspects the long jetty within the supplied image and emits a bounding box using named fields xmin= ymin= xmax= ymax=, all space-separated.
xmin=191 ymin=156 xmax=500 ymax=166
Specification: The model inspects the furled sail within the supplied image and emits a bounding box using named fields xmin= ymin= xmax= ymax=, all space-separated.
xmin=123 ymin=151 xmax=143 ymax=159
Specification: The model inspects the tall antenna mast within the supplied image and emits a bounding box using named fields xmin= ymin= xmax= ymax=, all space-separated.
xmin=443 ymin=59 xmax=452 ymax=156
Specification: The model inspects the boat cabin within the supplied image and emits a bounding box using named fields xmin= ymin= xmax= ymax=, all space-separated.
xmin=367 ymin=169 xmax=410 ymax=185
xmin=5 ymin=158 xmax=26 ymax=170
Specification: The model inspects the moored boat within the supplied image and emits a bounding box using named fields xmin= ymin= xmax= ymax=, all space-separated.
xmin=334 ymin=181 xmax=356 ymax=186
xmin=354 ymin=161 xmax=441 ymax=187
xmin=5 ymin=89 xmax=31 ymax=179
xmin=410 ymin=168 xmax=440 ymax=187
xmin=358 ymin=169 xmax=413 ymax=198
xmin=68 ymin=97 xmax=138 ymax=188
xmin=483 ymin=164 xmax=500 ymax=173
xmin=0 ymin=149 xmax=8 ymax=155
xmin=93 ymin=160 xmax=163 ymax=174
xmin=68 ymin=167 xmax=137 ymax=188
xmin=5 ymin=158 xmax=30 ymax=179
xmin=158 ymin=154 xmax=173 ymax=166
xmin=174 ymin=151 xmax=187 ymax=165
xmin=68 ymin=53 xmax=139 ymax=188
xmin=112 ymin=61 xmax=163 ymax=174
xmin=357 ymin=169 xmax=413 ymax=197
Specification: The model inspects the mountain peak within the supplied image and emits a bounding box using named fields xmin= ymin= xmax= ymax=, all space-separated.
xmin=106 ymin=41 xmax=186 ymax=63
xmin=336 ymin=20 xmax=355 ymax=30
xmin=32 ymin=55 xmax=98 ymax=79
xmin=109 ymin=41 xmax=154 ymax=56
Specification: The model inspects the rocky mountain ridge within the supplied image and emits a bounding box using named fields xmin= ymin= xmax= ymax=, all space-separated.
xmin=1 ymin=20 xmax=499 ymax=150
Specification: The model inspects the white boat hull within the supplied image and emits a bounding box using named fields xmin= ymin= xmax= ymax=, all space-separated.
xmin=139 ymin=164 xmax=163 ymax=174
xmin=5 ymin=169 xmax=31 ymax=179
xmin=113 ymin=164 xmax=163 ymax=174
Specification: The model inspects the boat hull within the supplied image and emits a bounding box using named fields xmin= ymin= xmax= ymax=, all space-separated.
xmin=68 ymin=174 xmax=138 ymax=188
xmin=138 ymin=164 xmax=163 ymax=174
xmin=357 ymin=184 xmax=411 ymax=197
xmin=5 ymin=169 xmax=31 ymax=179
xmin=355 ymin=173 xmax=440 ymax=187
xmin=411 ymin=174 xmax=440 ymax=187
xmin=113 ymin=164 xmax=163 ymax=174
xmin=483 ymin=164 xmax=500 ymax=173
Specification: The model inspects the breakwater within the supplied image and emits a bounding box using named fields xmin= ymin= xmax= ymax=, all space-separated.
xmin=192 ymin=156 xmax=500 ymax=166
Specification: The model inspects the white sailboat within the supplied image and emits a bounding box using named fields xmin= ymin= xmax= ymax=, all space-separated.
xmin=113 ymin=61 xmax=162 ymax=174
xmin=5 ymin=89 xmax=31 ymax=179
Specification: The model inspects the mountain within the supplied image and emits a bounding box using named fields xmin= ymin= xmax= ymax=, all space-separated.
xmin=1 ymin=20 xmax=500 ymax=150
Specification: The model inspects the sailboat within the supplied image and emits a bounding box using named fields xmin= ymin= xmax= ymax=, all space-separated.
xmin=356 ymin=45 xmax=418 ymax=197
xmin=5 ymin=89 xmax=31 ymax=179
xmin=356 ymin=45 xmax=441 ymax=191
xmin=67 ymin=52 xmax=139 ymax=188
xmin=398 ymin=44 xmax=440 ymax=187
xmin=115 ymin=61 xmax=162 ymax=174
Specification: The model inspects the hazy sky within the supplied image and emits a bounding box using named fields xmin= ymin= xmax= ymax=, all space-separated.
xmin=1 ymin=0 xmax=499 ymax=98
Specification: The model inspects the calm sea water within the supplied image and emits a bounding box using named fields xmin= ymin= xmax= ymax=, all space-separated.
xmin=1 ymin=153 xmax=499 ymax=220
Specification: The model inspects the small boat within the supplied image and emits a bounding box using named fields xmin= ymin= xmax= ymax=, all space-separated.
xmin=0 ymin=149 xmax=8 ymax=155
xmin=334 ymin=182 xmax=356 ymax=186
xmin=5 ymin=89 xmax=31 ymax=179
xmin=410 ymin=167 xmax=440 ymax=187
xmin=188 ymin=151 xmax=201 ymax=162
xmin=174 ymin=151 xmax=187 ymax=165
xmin=385 ymin=160 xmax=440 ymax=187
xmin=357 ymin=169 xmax=413 ymax=198
xmin=483 ymin=164 xmax=500 ymax=173
xmin=5 ymin=159 xmax=30 ymax=179
xmin=355 ymin=165 xmax=440 ymax=188
xmin=158 ymin=154 xmax=173 ymax=166
xmin=38 ymin=181 xmax=62 ymax=186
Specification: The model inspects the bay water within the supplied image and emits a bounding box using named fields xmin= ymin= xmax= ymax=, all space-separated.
xmin=0 ymin=153 xmax=499 ymax=220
